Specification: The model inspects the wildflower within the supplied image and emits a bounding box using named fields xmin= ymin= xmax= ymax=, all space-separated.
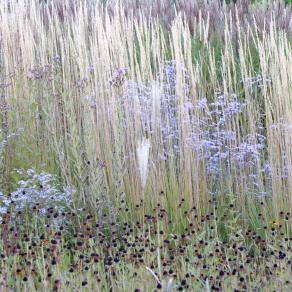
xmin=52 ymin=54 xmax=61 ymax=63
xmin=270 ymin=220 xmax=280 ymax=226
xmin=156 ymin=283 xmax=162 ymax=289
xmin=109 ymin=67 xmax=128 ymax=87
xmin=84 ymin=91 xmax=96 ymax=108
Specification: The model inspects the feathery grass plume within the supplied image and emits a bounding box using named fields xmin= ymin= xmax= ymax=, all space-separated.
xmin=136 ymin=137 xmax=150 ymax=191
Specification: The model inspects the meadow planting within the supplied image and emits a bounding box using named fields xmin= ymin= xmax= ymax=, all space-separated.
xmin=0 ymin=0 xmax=291 ymax=291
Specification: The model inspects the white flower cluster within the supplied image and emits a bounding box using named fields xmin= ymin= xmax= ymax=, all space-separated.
xmin=0 ymin=169 xmax=75 ymax=220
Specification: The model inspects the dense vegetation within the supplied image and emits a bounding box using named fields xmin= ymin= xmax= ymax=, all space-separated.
xmin=0 ymin=0 xmax=291 ymax=291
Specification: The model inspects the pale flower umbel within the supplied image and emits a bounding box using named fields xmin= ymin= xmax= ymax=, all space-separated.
xmin=136 ymin=137 xmax=150 ymax=191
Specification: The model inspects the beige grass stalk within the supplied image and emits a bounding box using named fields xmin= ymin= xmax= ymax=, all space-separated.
xmin=1 ymin=0 xmax=291 ymax=223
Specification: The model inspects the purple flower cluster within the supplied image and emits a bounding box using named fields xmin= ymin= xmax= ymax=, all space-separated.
xmin=83 ymin=60 xmax=289 ymax=197
xmin=240 ymin=74 xmax=272 ymax=88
